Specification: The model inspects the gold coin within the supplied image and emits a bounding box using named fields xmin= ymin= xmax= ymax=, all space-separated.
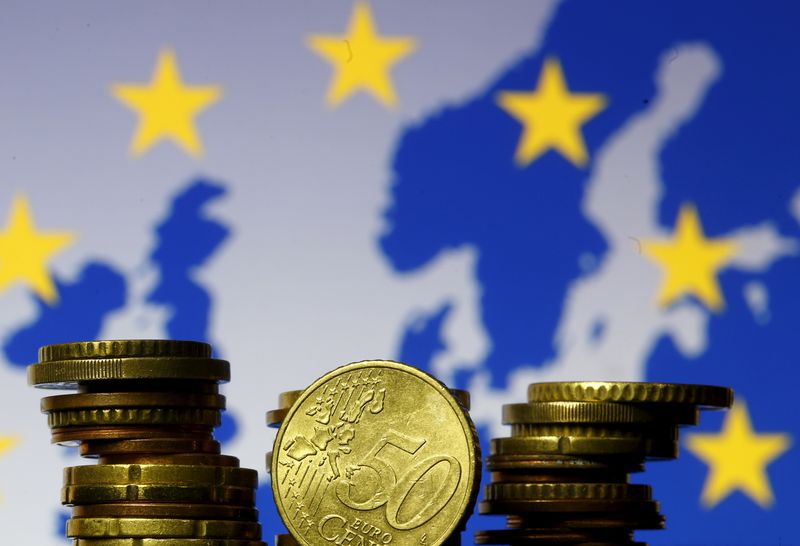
xmin=80 ymin=438 xmax=221 ymax=458
xmin=502 ymin=402 xmax=699 ymax=426
xmin=39 ymin=340 xmax=211 ymax=362
xmin=491 ymin=435 xmax=678 ymax=459
xmin=48 ymin=408 xmax=222 ymax=429
xmin=98 ymin=453 xmax=239 ymax=466
xmin=266 ymin=408 xmax=289 ymax=429
xmin=64 ymin=464 xmax=258 ymax=488
xmin=72 ymin=537 xmax=267 ymax=546
xmin=72 ymin=503 xmax=258 ymax=521
xmin=527 ymin=382 xmax=733 ymax=408
xmin=42 ymin=392 xmax=226 ymax=411
xmin=484 ymin=483 xmax=651 ymax=501
xmin=509 ymin=423 xmax=678 ymax=441
xmin=272 ymin=360 xmax=480 ymax=546
xmin=62 ymin=483 xmax=256 ymax=506
xmin=475 ymin=529 xmax=649 ymax=545
xmin=53 ymin=426 xmax=214 ymax=446
xmin=278 ymin=390 xmax=304 ymax=409
xmin=485 ymin=453 xmax=643 ymax=473
xmin=66 ymin=517 xmax=261 ymax=539
xmin=28 ymin=357 xmax=230 ymax=388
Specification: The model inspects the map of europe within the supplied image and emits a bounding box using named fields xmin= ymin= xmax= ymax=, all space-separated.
xmin=2 ymin=2 xmax=799 ymax=545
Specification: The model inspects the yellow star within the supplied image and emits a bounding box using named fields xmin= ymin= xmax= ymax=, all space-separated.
xmin=641 ymin=203 xmax=738 ymax=311
xmin=0 ymin=435 xmax=20 ymax=504
xmin=496 ymin=57 xmax=607 ymax=167
xmin=686 ymin=401 xmax=791 ymax=508
xmin=0 ymin=195 xmax=75 ymax=303
xmin=111 ymin=48 xmax=222 ymax=157
xmin=307 ymin=2 xmax=417 ymax=108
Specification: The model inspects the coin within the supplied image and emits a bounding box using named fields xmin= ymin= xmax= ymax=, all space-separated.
xmin=48 ymin=408 xmax=222 ymax=429
xmin=98 ymin=453 xmax=239 ymax=467
xmin=80 ymin=438 xmax=221 ymax=458
xmin=271 ymin=360 xmax=480 ymax=546
xmin=62 ymin=483 xmax=257 ymax=506
xmin=72 ymin=537 xmax=267 ymax=546
xmin=28 ymin=357 xmax=230 ymax=389
xmin=71 ymin=503 xmax=258 ymax=520
xmin=528 ymin=381 xmax=733 ymax=408
xmin=64 ymin=464 xmax=258 ymax=488
xmin=42 ymin=392 xmax=226 ymax=411
xmin=502 ymin=401 xmax=699 ymax=426
xmin=66 ymin=517 xmax=261 ymax=539
xmin=39 ymin=340 xmax=212 ymax=362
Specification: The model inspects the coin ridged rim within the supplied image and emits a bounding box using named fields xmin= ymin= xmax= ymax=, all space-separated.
xmin=66 ymin=517 xmax=261 ymax=539
xmin=64 ymin=464 xmax=258 ymax=487
xmin=527 ymin=382 xmax=733 ymax=408
xmin=72 ymin=540 xmax=266 ymax=546
xmin=42 ymin=393 xmax=226 ymax=411
xmin=28 ymin=358 xmax=230 ymax=387
xmin=503 ymin=402 xmax=699 ymax=425
xmin=271 ymin=359 xmax=481 ymax=546
xmin=62 ymin=484 xmax=256 ymax=505
xmin=54 ymin=427 xmax=214 ymax=445
xmin=484 ymin=483 xmax=651 ymax=501
xmin=39 ymin=340 xmax=212 ymax=362
xmin=49 ymin=408 xmax=222 ymax=429
xmin=71 ymin=503 xmax=258 ymax=520
xmin=509 ymin=424 xmax=678 ymax=440
xmin=491 ymin=436 xmax=678 ymax=459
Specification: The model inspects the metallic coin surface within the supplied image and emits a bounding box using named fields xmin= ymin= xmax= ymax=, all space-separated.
xmin=72 ymin=537 xmax=267 ymax=546
xmin=39 ymin=340 xmax=212 ymax=362
xmin=71 ymin=502 xmax=258 ymax=520
xmin=64 ymin=464 xmax=258 ymax=488
xmin=28 ymin=357 xmax=230 ymax=388
xmin=42 ymin=392 xmax=226 ymax=411
xmin=80 ymin=438 xmax=221 ymax=457
xmin=502 ymin=402 xmax=699 ymax=426
xmin=48 ymin=408 xmax=222 ymax=429
xmin=528 ymin=381 xmax=733 ymax=408
xmin=66 ymin=517 xmax=261 ymax=539
xmin=98 ymin=453 xmax=239 ymax=466
xmin=62 ymin=483 xmax=256 ymax=506
xmin=272 ymin=360 xmax=480 ymax=546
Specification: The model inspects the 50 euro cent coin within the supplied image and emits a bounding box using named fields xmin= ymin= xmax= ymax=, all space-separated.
xmin=271 ymin=360 xmax=480 ymax=546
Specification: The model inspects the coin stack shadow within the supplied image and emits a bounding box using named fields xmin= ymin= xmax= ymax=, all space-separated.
xmin=265 ymin=387 xmax=472 ymax=546
xmin=27 ymin=339 xmax=266 ymax=546
xmin=476 ymin=381 xmax=733 ymax=546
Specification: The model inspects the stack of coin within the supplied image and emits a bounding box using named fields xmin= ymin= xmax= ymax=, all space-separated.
xmin=476 ymin=381 xmax=733 ymax=545
xmin=268 ymin=360 xmax=480 ymax=546
xmin=27 ymin=339 xmax=266 ymax=546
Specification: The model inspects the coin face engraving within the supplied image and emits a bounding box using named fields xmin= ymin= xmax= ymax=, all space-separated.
xmin=273 ymin=361 xmax=479 ymax=546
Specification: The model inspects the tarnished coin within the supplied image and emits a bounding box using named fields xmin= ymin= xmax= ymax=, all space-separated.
xmin=484 ymin=483 xmax=651 ymax=502
xmin=52 ymin=426 xmax=214 ymax=445
xmin=64 ymin=464 xmax=258 ymax=488
xmin=66 ymin=517 xmax=261 ymax=539
xmin=266 ymin=408 xmax=289 ymax=429
xmin=72 ymin=537 xmax=267 ymax=546
xmin=528 ymin=382 xmax=733 ymax=408
xmin=475 ymin=529 xmax=648 ymax=545
xmin=272 ymin=360 xmax=480 ymax=546
xmin=80 ymin=438 xmax=221 ymax=458
xmin=491 ymin=435 xmax=679 ymax=459
xmin=98 ymin=453 xmax=239 ymax=466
